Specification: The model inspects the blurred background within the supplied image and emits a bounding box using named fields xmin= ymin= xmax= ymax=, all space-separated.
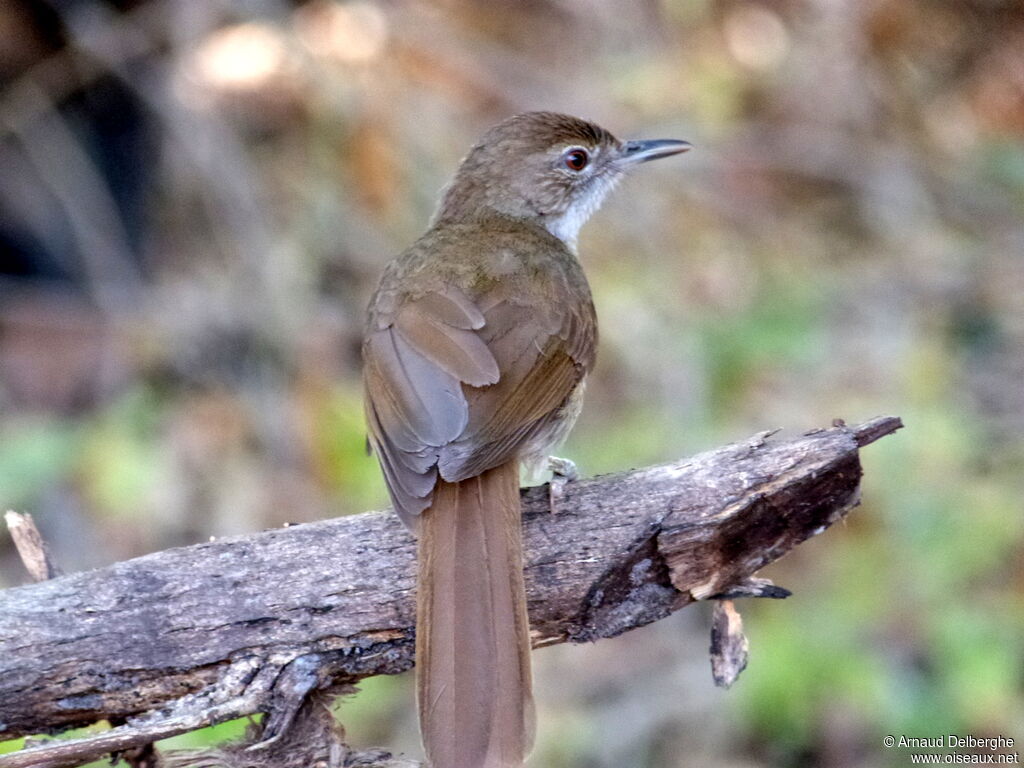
xmin=1 ymin=0 xmax=1022 ymax=766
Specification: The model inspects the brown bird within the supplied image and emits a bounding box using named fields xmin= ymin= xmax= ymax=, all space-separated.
xmin=363 ymin=111 xmax=690 ymax=768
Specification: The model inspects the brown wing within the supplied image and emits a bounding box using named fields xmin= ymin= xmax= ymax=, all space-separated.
xmin=363 ymin=281 xmax=594 ymax=525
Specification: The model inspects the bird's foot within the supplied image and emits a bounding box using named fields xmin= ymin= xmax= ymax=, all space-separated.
xmin=547 ymin=456 xmax=579 ymax=514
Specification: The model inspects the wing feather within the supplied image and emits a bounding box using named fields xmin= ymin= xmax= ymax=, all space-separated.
xmin=364 ymin=272 xmax=595 ymax=519
xmin=396 ymin=304 xmax=500 ymax=387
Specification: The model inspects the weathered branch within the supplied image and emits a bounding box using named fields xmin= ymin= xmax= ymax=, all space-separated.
xmin=0 ymin=417 xmax=902 ymax=768
xmin=4 ymin=511 xmax=60 ymax=582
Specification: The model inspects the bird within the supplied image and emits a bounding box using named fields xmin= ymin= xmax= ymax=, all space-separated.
xmin=362 ymin=111 xmax=690 ymax=768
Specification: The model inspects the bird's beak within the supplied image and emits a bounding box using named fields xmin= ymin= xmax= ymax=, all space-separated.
xmin=621 ymin=138 xmax=693 ymax=164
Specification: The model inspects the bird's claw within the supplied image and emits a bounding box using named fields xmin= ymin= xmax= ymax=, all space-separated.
xmin=547 ymin=456 xmax=578 ymax=514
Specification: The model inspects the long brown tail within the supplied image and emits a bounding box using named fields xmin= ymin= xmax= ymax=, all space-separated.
xmin=416 ymin=459 xmax=535 ymax=768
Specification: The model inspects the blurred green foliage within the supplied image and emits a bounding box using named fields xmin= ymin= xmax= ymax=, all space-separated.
xmin=79 ymin=387 xmax=165 ymax=518
xmin=0 ymin=416 xmax=80 ymax=510
xmin=1 ymin=0 xmax=1023 ymax=765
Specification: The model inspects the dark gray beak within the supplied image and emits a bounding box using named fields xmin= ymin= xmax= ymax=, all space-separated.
xmin=621 ymin=138 xmax=693 ymax=164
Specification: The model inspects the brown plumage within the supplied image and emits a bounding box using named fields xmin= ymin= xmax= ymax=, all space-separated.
xmin=416 ymin=462 xmax=534 ymax=767
xmin=362 ymin=112 xmax=690 ymax=768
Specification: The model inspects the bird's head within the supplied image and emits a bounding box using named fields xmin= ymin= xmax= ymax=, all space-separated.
xmin=435 ymin=111 xmax=691 ymax=248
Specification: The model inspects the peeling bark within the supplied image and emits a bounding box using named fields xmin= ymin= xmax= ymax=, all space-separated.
xmin=0 ymin=417 xmax=902 ymax=768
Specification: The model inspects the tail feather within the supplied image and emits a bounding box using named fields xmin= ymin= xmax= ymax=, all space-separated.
xmin=417 ymin=460 xmax=534 ymax=768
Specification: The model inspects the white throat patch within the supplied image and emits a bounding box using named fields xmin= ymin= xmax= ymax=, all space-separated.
xmin=541 ymin=172 xmax=622 ymax=250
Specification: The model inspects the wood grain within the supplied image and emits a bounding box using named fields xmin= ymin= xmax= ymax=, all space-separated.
xmin=0 ymin=417 xmax=901 ymax=768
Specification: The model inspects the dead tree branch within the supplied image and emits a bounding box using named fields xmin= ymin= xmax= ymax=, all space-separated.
xmin=3 ymin=511 xmax=60 ymax=582
xmin=0 ymin=416 xmax=902 ymax=768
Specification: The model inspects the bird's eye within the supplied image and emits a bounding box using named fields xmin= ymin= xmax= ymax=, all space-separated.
xmin=563 ymin=148 xmax=589 ymax=172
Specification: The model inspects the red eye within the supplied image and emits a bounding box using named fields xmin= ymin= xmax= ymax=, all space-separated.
xmin=564 ymin=149 xmax=589 ymax=171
